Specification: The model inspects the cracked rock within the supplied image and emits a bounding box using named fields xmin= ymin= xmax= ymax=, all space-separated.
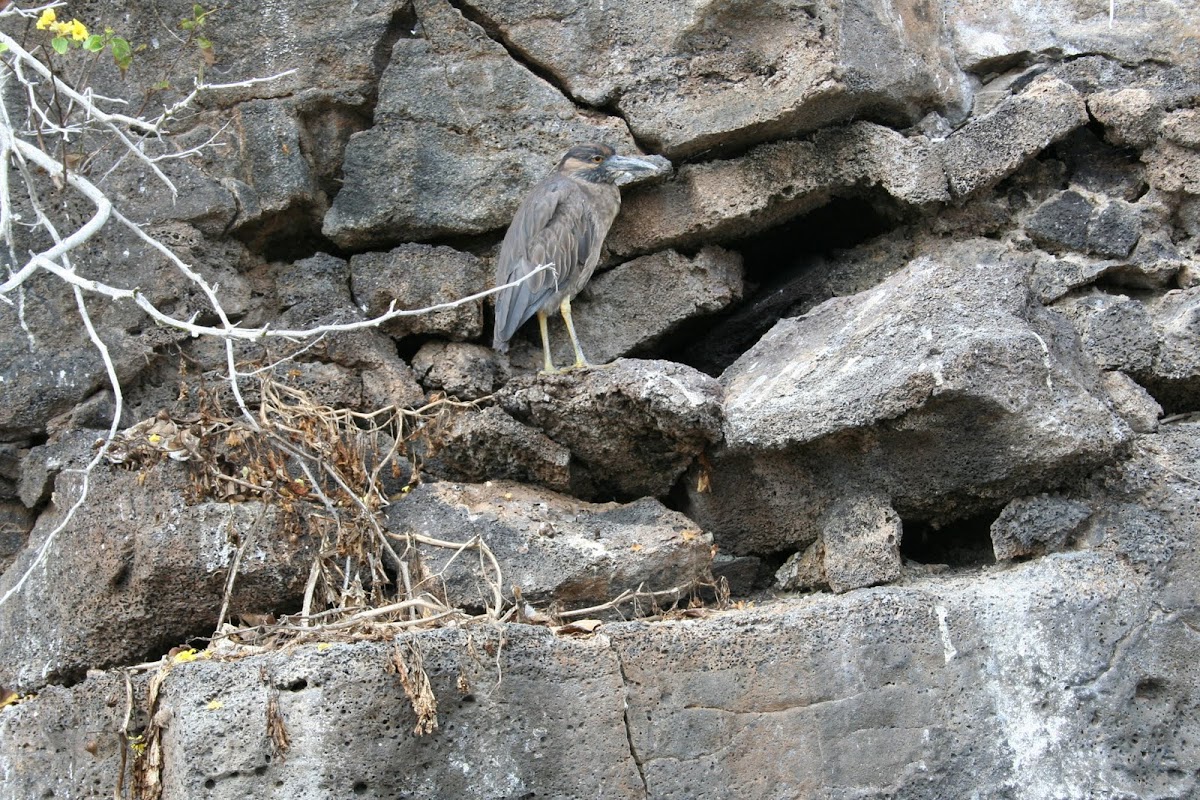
xmin=498 ymin=359 xmax=723 ymax=500
xmin=1026 ymin=191 xmax=1142 ymax=258
xmin=322 ymin=0 xmax=635 ymax=247
xmin=421 ymin=406 xmax=571 ymax=491
xmin=687 ymin=239 xmax=1131 ymax=557
xmin=0 ymin=466 xmax=316 ymax=692
xmin=459 ymin=0 xmax=965 ymax=158
xmin=349 ymin=244 xmax=490 ymax=341
xmin=388 ymin=481 xmax=713 ymax=612
xmin=990 ymin=494 xmax=1093 ymax=561
xmin=947 ymin=1 xmax=1200 ymax=72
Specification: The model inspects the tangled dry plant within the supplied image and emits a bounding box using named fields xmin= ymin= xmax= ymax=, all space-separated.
xmin=103 ymin=367 xmax=512 ymax=638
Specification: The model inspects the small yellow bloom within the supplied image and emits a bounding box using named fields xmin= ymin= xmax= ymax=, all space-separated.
xmin=316 ymin=642 xmax=333 ymax=652
xmin=67 ymin=19 xmax=89 ymax=41
xmin=205 ymin=699 xmax=224 ymax=710
xmin=172 ymin=648 xmax=199 ymax=663
xmin=36 ymin=9 xmax=56 ymax=30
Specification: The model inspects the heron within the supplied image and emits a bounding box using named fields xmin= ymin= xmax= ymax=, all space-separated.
xmin=491 ymin=143 xmax=662 ymax=373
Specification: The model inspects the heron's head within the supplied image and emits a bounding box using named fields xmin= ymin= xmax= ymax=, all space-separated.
xmin=558 ymin=144 xmax=662 ymax=185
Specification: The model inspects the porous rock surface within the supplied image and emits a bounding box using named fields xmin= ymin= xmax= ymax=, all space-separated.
xmin=0 ymin=467 xmax=315 ymax=692
xmin=498 ymin=359 xmax=724 ymax=500
xmin=460 ymin=0 xmax=967 ymax=158
xmin=322 ymin=0 xmax=636 ymax=247
xmin=389 ymin=481 xmax=713 ymax=612
xmin=4 ymin=498 xmax=1197 ymax=799
xmin=2 ymin=0 xmax=1199 ymax=796
xmin=685 ymin=238 xmax=1131 ymax=563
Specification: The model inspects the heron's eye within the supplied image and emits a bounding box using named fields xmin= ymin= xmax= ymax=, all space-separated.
xmin=591 ymin=155 xmax=603 ymax=163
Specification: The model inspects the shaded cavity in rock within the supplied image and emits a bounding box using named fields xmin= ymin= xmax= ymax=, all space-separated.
xmin=663 ymin=195 xmax=899 ymax=376
xmin=899 ymin=509 xmax=1002 ymax=569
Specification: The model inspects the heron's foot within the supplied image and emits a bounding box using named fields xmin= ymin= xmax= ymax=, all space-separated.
xmin=565 ymin=358 xmax=592 ymax=372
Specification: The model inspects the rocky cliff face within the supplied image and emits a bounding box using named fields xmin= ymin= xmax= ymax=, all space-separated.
xmin=1 ymin=0 xmax=1198 ymax=797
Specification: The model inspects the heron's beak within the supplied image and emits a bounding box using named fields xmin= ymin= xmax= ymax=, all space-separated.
xmin=606 ymin=154 xmax=671 ymax=187
xmin=604 ymin=154 xmax=664 ymax=177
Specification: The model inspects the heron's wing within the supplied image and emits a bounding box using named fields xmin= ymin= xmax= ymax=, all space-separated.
xmin=493 ymin=176 xmax=594 ymax=347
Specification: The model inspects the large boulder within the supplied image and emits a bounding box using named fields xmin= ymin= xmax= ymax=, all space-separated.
xmin=0 ymin=466 xmax=316 ymax=691
xmin=6 ymin=497 xmax=1197 ymax=799
xmin=462 ymin=0 xmax=967 ymax=158
xmin=322 ymin=0 xmax=635 ymax=247
xmin=947 ymin=0 xmax=1200 ymax=73
xmin=686 ymin=239 xmax=1132 ymax=565
xmin=609 ymin=122 xmax=948 ymax=256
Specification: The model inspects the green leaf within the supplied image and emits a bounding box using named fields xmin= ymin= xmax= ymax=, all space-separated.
xmin=196 ymin=36 xmax=212 ymax=50
xmin=193 ymin=3 xmax=205 ymax=16
xmin=111 ymin=37 xmax=132 ymax=72
xmin=51 ymin=37 xmax=69 ymax=55
xmin=152 ymin=79 xmax=171 ymax=90
xmin=83 ymin=34 xmax=105 ymax=52
xmin=180 ymin=19 xmax=195 ymax=31
xmin=0 ymin=42 xmax=8 ymax=53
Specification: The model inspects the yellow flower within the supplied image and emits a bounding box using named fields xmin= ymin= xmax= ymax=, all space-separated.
xmin=66 ymin=19 xmax=89 ymax=41
xmin=48 ymin=18 xmax=88 ymax=41
xmin=36 ymin=9 xmax=56 ymax=30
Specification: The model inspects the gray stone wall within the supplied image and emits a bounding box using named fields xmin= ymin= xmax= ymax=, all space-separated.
xmin=1 ymin=0 xmax=1198 ymax=797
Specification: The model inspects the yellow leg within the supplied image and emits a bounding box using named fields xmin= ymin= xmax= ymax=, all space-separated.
xmin=537 ymin=310 xmax=557 ymax=374
xmin=560 ymin=298 xmax=590 ymax=370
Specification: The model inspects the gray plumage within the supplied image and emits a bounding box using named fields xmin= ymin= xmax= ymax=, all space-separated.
xmin=492 ymin=143 xmax=661 ymax=372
